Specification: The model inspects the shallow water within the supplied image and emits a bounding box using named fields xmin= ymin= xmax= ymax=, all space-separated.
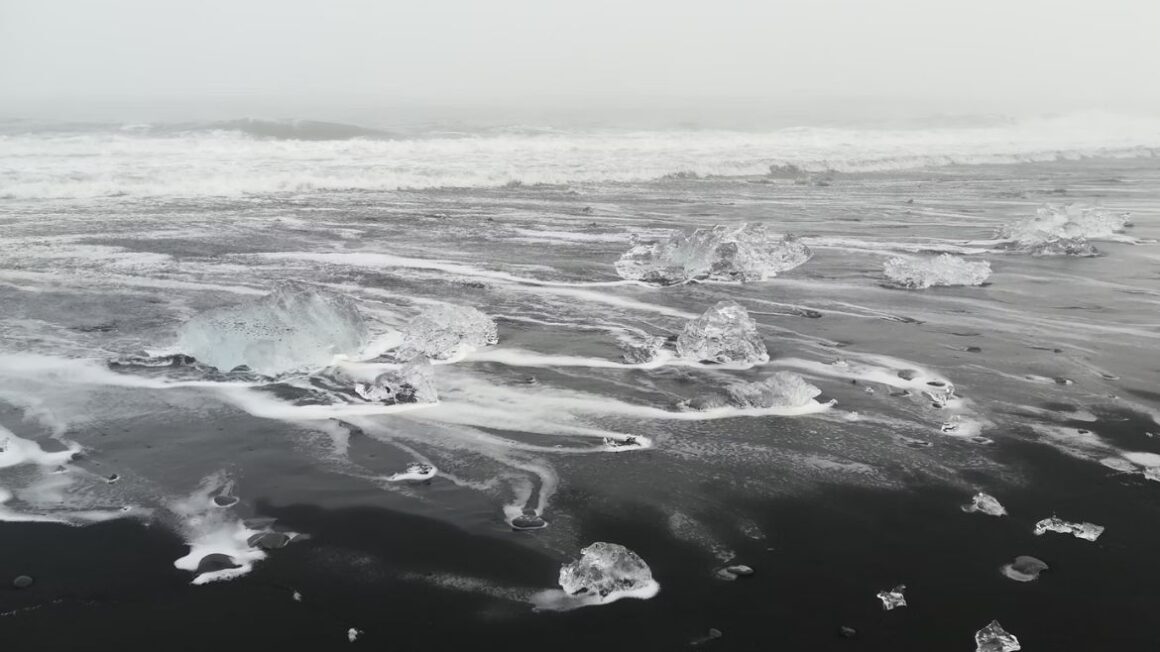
xmin=1 ymin=138 xmax=1158 ymax=649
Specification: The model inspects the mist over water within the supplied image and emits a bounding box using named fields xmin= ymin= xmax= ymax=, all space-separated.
xmin=3 ymin=1 xmax=1160 ymax=649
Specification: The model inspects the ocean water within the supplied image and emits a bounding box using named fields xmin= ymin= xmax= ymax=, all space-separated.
xmin=1 ymin=115 xmax=1159 ymax=649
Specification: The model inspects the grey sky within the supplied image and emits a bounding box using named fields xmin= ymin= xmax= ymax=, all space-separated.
xmin=2 ymin=0 xmax=1158 ymax=121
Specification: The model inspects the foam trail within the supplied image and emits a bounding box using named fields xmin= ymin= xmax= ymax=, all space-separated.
xmin=170 ymin=473 xmax=268 ymax=585
xmin=259 ymin=252 xmax=635 ymax=288
xmin=466 ymin=348 xmax=753 ymax=371
xmin=258 ymin=252 xmax=695 ymax=318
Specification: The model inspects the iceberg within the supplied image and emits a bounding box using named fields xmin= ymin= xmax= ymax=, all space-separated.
xmin=961 ymin=492 xmax=1007 ymax=516
xmin=876 ymin=584 xmax=907 ymax=610
xmin=615 ymin=223 xmax=811 ymax=285
xmin=883 ymin=254 xmax=991 ymax=289
xmin=975 ymin=620 xmax=1021 ymax=652
xmin=353 ymin=360 xmax=438 ymax=404
xmin=558 ymin=542 xmax=656 ymax=599
xmin=999 ymin=203 xmax=1130 ymax=256
xmin=397 ymin=304 xmax=498 ymax=361
xmin=677 ymin=301 xmax=768 ymax=365
xmin=1033 ymin=516 xmax=1104 ymax=541
xmin=175 ymin=283 xmax=368 ymax=376
xmin=725 ymin=371 xmax=822 ymax=408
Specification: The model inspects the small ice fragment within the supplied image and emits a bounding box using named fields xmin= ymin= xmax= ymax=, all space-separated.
xmin=386 ymin=463 xmax=436 ymax=482
xmin=876 ymin=584 xmax=907 ymax=610
xmin=676 ymin=301 xmax=768 ymax=365
xmin=883 ymin=254 xmax=992 ymax=289
xmin=962 ymin=492 xmax=1007 ymax=516
xmin=559 ymin=542 xmax=655 ymax=599
xmin=975 ymin=620 xmax=1021 ymax=652
xmin=691 ymin=628 xmax=724 ymax=646
xmin=397 ymin=304 xmax=497 ymax=361
xmin=714 ymin=564 xmax=754 ymax=581
xmin=1033 ymin=516 xmax=1104 ymax=541
xmin=602 ymin=435 xmax=645 ymax=450
xmin=724 ymin=371 xmax=822 ymax=409
xmin=354 ymin=360 xmax=438 ymax=404
xmin=347 ymin=628 xmax=361 ymax=643
xmin=618 ymin=333 xmax=665 ymax=364
xmin=615 ymin=223 xmax=812 ymax=285
xmin=1001 ymin=556 xmax=1049 ymax=582
xmin=292 ymin=590 xmax=303 ymax=602
xmin=175 ymin=283 xmax=368 ymax=376
xmin=1144 ymin=467 xmax=1160 ymax=482
xmin=12 ymin=575 xmax=34 ymax=589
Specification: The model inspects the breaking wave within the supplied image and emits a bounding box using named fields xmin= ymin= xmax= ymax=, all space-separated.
xmin=1 ymin=112 xmax=1159 ymax=199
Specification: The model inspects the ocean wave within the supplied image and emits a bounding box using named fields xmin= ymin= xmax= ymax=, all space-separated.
xmin=1 ymin=112 xmax=1158 ymax=199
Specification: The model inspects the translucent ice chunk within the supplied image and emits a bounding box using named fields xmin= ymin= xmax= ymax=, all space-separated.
xmin=961 ymin=492 xmax=1007 ymax=516
xmin=883 ymin=254 xmax=991 ymax=289
xmin=1033 ymin=516 xmax=1104 ymax=541
xmin=615 ymin=223 xmax=812 ymax=285
xmin=558 ymin=542 xmax=656 ymax=599
xmin=175 ymin=283 xmax=368 ymax=376
xmin=397 ymin=304 xmax=498 ymax=361
xmin=676 ymin=301 xmax=768 ymax=365
xmin=975 ymin=620 xmax=1021 ymax=652
xmin=876 ymin=584 xmax=907 ymax=610
xmin=353 ymin=360 xmax=438 ymax=404
xmin=725 ymin=371 xmax=822 ymax=408
xmin=999 ymin=203 xmax=1129 ymax=256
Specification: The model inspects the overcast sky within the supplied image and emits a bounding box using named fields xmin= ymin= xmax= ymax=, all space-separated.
xmin=2 ymin=0 xmax=1158 ymax=122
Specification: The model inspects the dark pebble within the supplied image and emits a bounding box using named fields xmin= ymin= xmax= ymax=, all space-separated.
xmin=13 ymin=575 xmax=34 ymax=589
xmin=966 ymin=346 xmax=982 ymax=353
xmin=897 ymin=370 xmax=919 ymax=380
xmin=213 ymin=495 xmax=238 ymax=507
xmin=196 ymin=553 xmax=240 ymax=574
xmin=511 ymin=513 xmax=548 ymax=531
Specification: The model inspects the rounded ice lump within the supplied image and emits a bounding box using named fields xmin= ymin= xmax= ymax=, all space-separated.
xmin=174 ymin=283 xmax=369 ymax=376
xmin=615 ymin=223 xmax=811 ymax=285
xmin=883 ymin=254 xmax=991 ymax=289
xmin=558 ymin=542 xmax=654 ymax=598
xmin=397 ymin=303 xmax=498 ymax=361
xmin=676 ymin=300 xmax=768 ymax=365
